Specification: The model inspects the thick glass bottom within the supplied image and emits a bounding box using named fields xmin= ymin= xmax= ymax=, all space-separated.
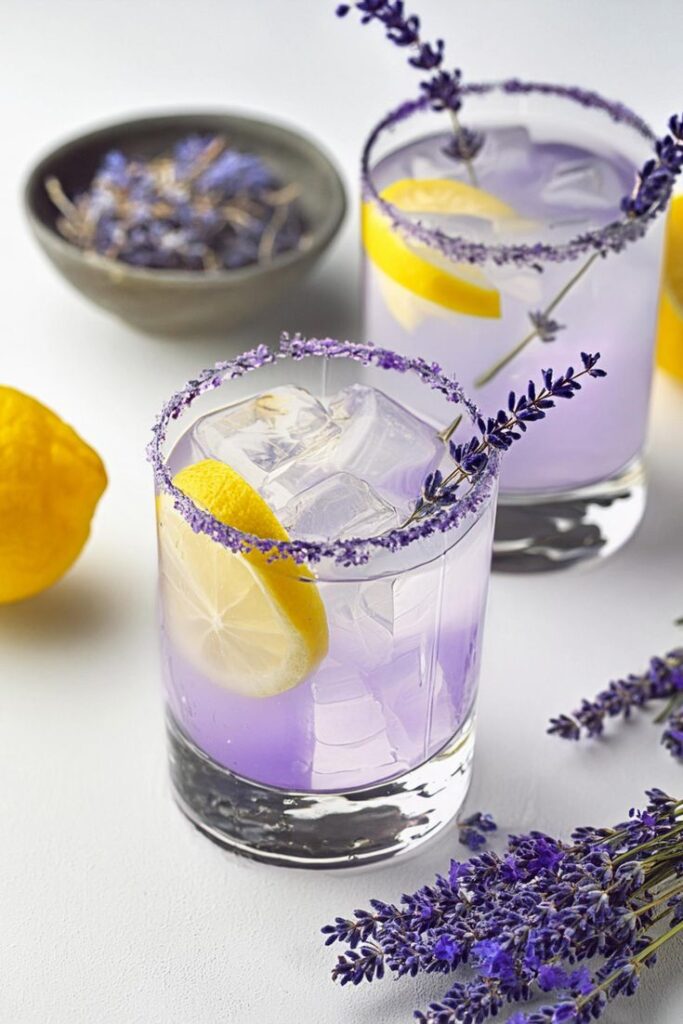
xmin=167 ymin=711 xmax=475 ymax=869
xmin=493 ymin=458 xmax=646 ymax=573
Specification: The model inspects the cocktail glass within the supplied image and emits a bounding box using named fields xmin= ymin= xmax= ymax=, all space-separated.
xmin=148 ymin=336 xmax=499 ymax=868
xmin=362 ymin=80 xmax=666 ymax=570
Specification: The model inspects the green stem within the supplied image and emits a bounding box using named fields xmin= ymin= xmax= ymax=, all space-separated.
xmin=634 ymin=881 xmax=683 ymax=918
xmin=633 ymin=862 xmax=681 ymax=898
xmin=577 ymin=919 xmax=683 ymax=1011
xmin=614 ymin=822 xmax=683 ymax=866
xmin=473 ymin=252 xmax=600 ymax=389
xmin=437 ymin=413 xmax=462 ymax=444
xmin=654 ymin=690 xmax=683 ymax=725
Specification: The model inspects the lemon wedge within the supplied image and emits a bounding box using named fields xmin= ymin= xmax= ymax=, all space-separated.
xmin=157 ymin=459 xmax=328 ymax=698
xmin=656 ymin=194 xmax=683 ymax=382
xmin=362 ymin=178 xmax=519 ymax=321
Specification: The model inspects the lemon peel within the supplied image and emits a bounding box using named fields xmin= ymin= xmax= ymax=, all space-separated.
xmin=362 ymin=178 xmax=521 ymax=320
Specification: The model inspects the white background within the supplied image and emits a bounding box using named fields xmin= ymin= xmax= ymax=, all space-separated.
xmin=2 ymin=2 xmax=683 ymax=1022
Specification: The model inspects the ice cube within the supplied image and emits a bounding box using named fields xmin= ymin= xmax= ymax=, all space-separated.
xmin=541 ymin=155 xmax=622 ymax=213
xmin=279 ymin=471 xmax=400 ymax=542
xmin=327 ymin=384 xmax=442 ymax=506
xmin=401 ymin=125 xmax=532 ymax=183
xmin=261 ymin=447 xmax=333 ymax=511
xmin=474 ymin=125 xmax=534 ymax=178
xmin=189 ymin=385 xmax=339 ymax=490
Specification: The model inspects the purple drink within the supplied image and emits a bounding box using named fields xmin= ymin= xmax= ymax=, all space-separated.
xmin=362 ymin=83 xmax=665 ymax=569
xmin=149 ymin=339 xmax=499 ymax=867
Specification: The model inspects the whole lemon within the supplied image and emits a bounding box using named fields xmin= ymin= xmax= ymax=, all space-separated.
xmin=0 ymin=386 xmax=107 ymax=603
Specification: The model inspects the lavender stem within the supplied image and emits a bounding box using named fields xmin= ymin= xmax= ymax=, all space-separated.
xmin=473 ymin=252 xmax=600 ymax=389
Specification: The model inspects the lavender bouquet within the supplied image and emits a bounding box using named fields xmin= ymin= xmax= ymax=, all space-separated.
xmin=46 ymin=135 xmax=308 ymax=271
xmin=323 ymin=790 xmax=683 ymax=1024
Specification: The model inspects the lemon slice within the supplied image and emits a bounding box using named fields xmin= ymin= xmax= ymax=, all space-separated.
xmin=657 ymin=194 xmax=683 ymax=382
xmin=158 ymin=459 xmax=328 ymax=698
xmin=362 ymin=178 xmax=519 ymax=320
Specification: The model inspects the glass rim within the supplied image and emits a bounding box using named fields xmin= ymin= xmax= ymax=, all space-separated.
xmin=361 ymin=77 xmax=664 ymax=268
xmin=146 ymin=334 xmax=501 ymax=568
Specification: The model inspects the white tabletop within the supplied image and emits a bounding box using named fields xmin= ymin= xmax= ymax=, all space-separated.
xmin=2 ymin=2 xmax=683 ymax=1021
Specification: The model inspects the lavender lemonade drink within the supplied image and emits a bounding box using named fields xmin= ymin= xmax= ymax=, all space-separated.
xmin=365 ymin=124 xmax=655 ymax=495
xmin=361 ymin=86 xmax=668 ymax=570
xmin=337 ymin=6 xmax=682 ymax=569
xmin=149 ymin=337 xmax=501 ymax=867
xmin=149 ymin=336 xmax=604 ymax=865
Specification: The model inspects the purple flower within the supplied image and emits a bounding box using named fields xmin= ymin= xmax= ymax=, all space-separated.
xmin=662 ymin=708 xmax=683 ymax=759
xmin=622 ymin=113 xmax=683 ymax=217
xmin=197 ymin=149 xmax=275 ymax=194
xmin=418 ymin=355 xmax=606 ymax=521
xmin=420 ymin=68 xmax=463 ymax=113
xmin=528 ymin=837 xmax=565 ymax=874
xmin=433 ymin=934 xmax=460 ymax=964
xmin=335 ymin=3 xmax=468 ymax=120
xmin=529 ymin=310 xmax=565 ymax=343
xmin=552 ymin=1004 xmax=578 ymax=1024
xmin=472 ymin=940 xmax=516 ymax=983
xmin=442 ymin=126 xmax=485 ymax=163
xmin=550 ymin=646 xmax=683 ymax=759
xmin=324 ymin=790 xmax=683 ymax=1024
xmin=569 ymin=967 xmax=594 ymax=996
xmin=458 ymin=811 xmax=497 ymax=850
xmin=538 ymin=965 xmax=570 ymax=991
xmin=49 ymin=134 xmax=305 ymax=272
xmin=458 ymin=826 xmax=486 ymax=851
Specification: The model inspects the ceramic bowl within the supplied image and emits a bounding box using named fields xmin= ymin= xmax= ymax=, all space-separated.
xmin=24 ymin=112 xmax=346 ymax=336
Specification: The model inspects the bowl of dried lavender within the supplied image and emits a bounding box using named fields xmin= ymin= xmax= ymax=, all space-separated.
xmin=24 ymin=113 xmax=346 ymax=336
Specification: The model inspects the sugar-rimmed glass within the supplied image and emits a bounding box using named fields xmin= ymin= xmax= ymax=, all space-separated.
xmin=362 ymin=80 xmax=666 ymax=570
xmin=148 ymin=336 xmax=499 ymax=868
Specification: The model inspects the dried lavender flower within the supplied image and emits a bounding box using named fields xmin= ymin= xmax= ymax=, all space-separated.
xmin=323 ymin=790 xmax=683 ymax=1024
xmin=458 ymin=811 xmax=497 ymax=850
xmin=549 ymin=645 xmax=683 ymax=760
xmin=622 ymin=112 xmax=683 ymax=218
xmin=528 ymin=311 xmax=565 ymax=344
xmin=46 ymin=134 xmax=309 ymax=272
xmin=410 ymin=353 xmax=606 ymax=523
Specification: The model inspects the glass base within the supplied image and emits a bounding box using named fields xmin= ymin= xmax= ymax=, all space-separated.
xmin=492 ymin=458 xmax=646 ymax=573
xmin=167 ymin=712 xmax=475 ymax=869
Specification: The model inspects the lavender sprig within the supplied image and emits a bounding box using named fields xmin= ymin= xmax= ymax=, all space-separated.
xmin=336 ymin=3 xmax=452 ymax=92
xmin=410 ymin=353 xmax=606 ymax=524
xmin=335 ymin=2 xmax=479 ymax=180
xmin=323 ymin=790 xmax=683 ymax=1024
xmin=622 ymin=113 xmax=683 ymax=218
xmin=549 ymin=646 xmax=683 ymax=760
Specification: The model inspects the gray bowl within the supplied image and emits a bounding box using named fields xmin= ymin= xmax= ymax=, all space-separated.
xmin=24 ymin=112 xmax=346 ymax=336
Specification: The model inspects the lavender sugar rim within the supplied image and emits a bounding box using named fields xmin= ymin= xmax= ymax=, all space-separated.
xmin=362 ymin=78 xmax=661 ymax=268
xmin=147 ymin=334 xmax=500 ymax=567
